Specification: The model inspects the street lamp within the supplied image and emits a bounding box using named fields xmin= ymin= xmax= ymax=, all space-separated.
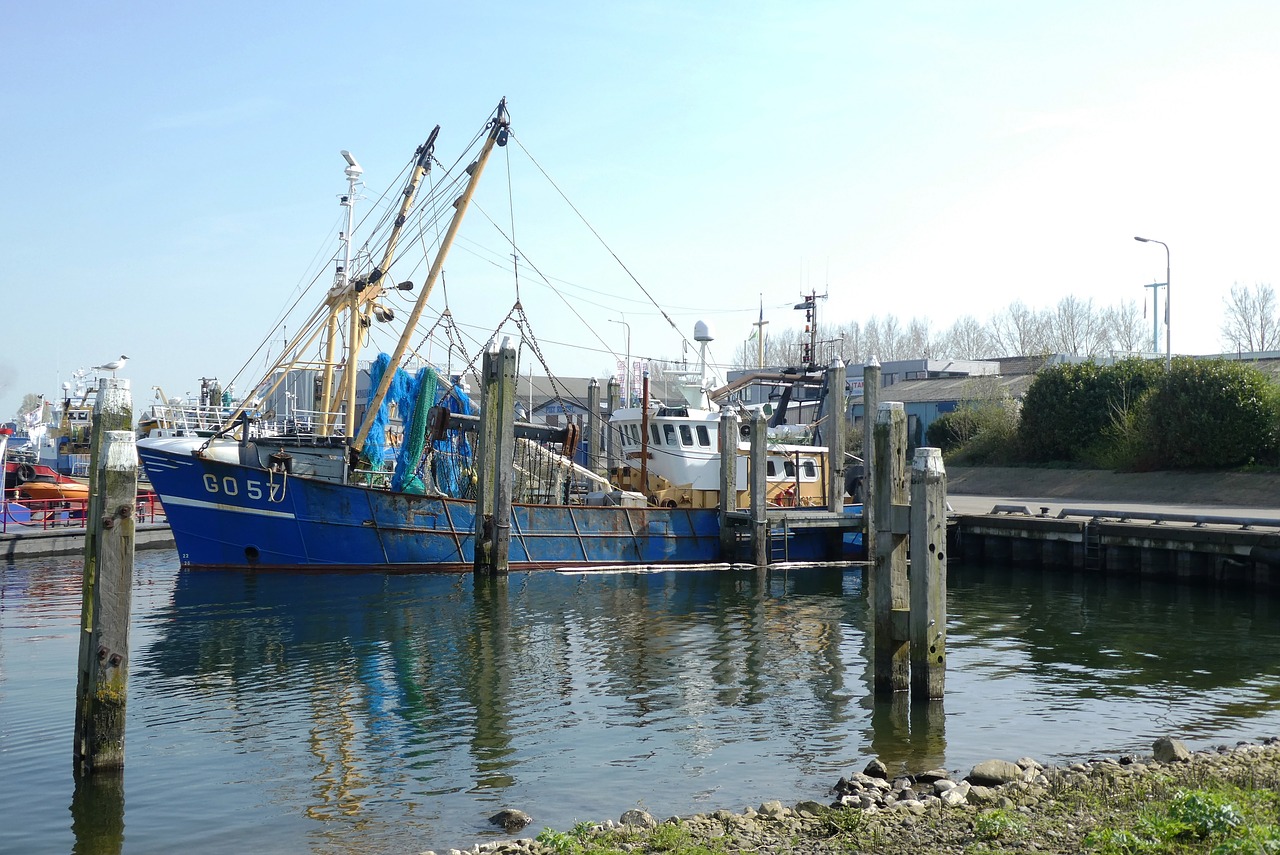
xmin=1134 ymin=236 xmax=1170 ymax=371
xmin=608 ymin=318 xmax=632 ymax=406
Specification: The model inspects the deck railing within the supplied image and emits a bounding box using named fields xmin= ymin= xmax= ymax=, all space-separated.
xmin=0 ymin=491 xmax=166 ymax=534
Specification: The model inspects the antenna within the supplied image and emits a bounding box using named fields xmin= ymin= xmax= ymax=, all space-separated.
xmin=340 ymin=150 xmax=362 ymax=177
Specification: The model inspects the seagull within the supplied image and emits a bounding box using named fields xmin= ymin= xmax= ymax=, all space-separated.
xmin=94 ymin=355 xmax=129 ymax=376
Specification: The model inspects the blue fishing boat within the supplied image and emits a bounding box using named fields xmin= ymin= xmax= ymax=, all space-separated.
xmin=138 ymin=99 xmax=860 ymax=572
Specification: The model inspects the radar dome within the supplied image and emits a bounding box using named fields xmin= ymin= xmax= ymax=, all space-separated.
xmin=694 ymin=321 xmax=714 ymax=342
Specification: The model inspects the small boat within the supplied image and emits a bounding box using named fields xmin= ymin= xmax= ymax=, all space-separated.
xmin=4 ymin=447 xmax=89 ymax=499
xmin=16 ymin=478 xmax=90 ymax=502
xmin=137 ymin=100 xmax=860 ymax=572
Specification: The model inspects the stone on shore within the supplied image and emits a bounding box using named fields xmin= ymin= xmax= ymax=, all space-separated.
xmin=1153 ymin=736 xmax=1192 ymax=763
xmin=619 ymin=808 xmax=657 ymax=829
xmin=967 ymin=758 xmax=1024 ymax=785
xmin=488 ymin=808 xmax=532 ymax=832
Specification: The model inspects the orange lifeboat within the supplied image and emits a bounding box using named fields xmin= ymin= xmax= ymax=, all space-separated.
xmin=18 ymin=480 xmax=90 ymax=502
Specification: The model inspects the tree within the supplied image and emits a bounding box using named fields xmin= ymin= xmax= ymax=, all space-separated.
xmin=14 ymin=393 xmax=42 ymax=421
xmin=1104 ymin=299 xmax=1147 ymax=355
xmin=989 ymin=301 xmax=1050 ymax=357
xmin=1048 ymin=295 xmax=1109 ymax=357
xmin=938 ymin=315 xmax=995 ymax=360
xmin=905 ymin=317 xmax=934 ymax=359
xmin=1220 ymin=282 xmax=1278 ymax=354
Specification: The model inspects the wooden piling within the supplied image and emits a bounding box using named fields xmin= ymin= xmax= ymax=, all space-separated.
xmin=825 ymin=357 xmax=847 ymax=512
xmin=718 ymin=409 xmax=739 ymax=559
xmin=74 ymin=379 xmax=137 ymax=774
xmin=909 ymin=447 xmax=947 ymax=701
xmin=872 ymin=401 xmax=909 ymax=695
xmin=748 ymin=410 xmax=769 ymax=566
xmin=586 ymin=378 xmax=601 ymax=475
xmin=862 ymin=360 xmax=880 ymax=564
xmin=605 ymin=377 xmax=620 ymax=474
xmin=474 ymin=342 xmax=517 ymax=575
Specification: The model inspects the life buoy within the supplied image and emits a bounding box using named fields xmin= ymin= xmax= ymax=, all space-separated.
xmin=15 ymin=463 xmax=36 ymax=484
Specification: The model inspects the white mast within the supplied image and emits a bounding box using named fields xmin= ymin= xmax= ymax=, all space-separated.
xmin=319 ymin=151 xmax=362 ymax=433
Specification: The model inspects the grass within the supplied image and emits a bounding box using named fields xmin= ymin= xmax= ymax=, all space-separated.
xmin=516 ymin=748 xmax=1280 ymax=855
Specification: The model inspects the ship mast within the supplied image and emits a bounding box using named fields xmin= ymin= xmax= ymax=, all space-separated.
xmin=318 ymin=150 xmax=363 ymax=435
xmin=353 ymin=98 xmax=510 ymax=451
xmin=336 ymin=128 xmax=439 ymax=436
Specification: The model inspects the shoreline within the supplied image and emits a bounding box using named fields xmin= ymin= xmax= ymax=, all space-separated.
xmin=427 ymin=736 xmax=1280 ymax=854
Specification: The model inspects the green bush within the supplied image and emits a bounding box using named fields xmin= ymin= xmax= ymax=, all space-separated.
xmin=1017 ymin=359 xmax=1163 ymax=463
xmin=1132 ymin=358 xmax=1280 ymax=469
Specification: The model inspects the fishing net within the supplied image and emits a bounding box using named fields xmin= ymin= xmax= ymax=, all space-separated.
xmin=363 ymin=354 xmax=476 ymax=498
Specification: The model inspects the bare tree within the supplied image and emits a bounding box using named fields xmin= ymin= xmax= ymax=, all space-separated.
xmin=989 ymin=301 xmax=1050 ymax=356
xmin=1103 ymin=299 xmax=1146 ymax=355
xmin=938 ymin=315 xmax=995 ymax=359
xmin=864 ymin=315 xmax=908 ymax=361
xmin=836 ymin=322 xmax=864 ymax=366
xmin=1048 ymin=295 xmax=1110 ymax=356
xmin=904 ymin=317 xmax=934 ymax=359
xmin=1221 ymin=282 xmax=1279 ymax=354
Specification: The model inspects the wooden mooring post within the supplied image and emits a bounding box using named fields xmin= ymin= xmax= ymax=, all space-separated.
xmin=586 ymin=378 xmax=601 ymax=476
xmin=474 ymin=341 xmax=517 ymax=575
xmin=605 ymin=377 xmax=620 ymax=474
xmin=862 ymin=359 xmax=880 ymax=564
xmin=74 ymin=379 xmax=137 ymax=774
xmin=718 ymin=408 xmax=740 ymax=559
xmin=748 ymin=409 xmax=769 ymax=566
xmin=868 ymin=399 xmax=949 ymax=702
xmin=871 ymin=401 xmax=910 ymax=694
xmin=824 ymin=357 xmax=846 ymax=512
xmin=909 ymin=447 xmax=947 ymax=700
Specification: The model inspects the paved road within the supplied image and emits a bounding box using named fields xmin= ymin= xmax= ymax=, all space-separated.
xmin=948 ymin=492 xmax=1280 ymax=522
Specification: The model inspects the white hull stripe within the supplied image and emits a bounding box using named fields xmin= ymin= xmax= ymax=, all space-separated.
xmin=139 ymin=454 xmax=194 ymax=470
xmin=163 ymin=495 xmax=297 ymax=520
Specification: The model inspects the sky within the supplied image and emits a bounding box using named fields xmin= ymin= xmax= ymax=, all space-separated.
xmin=4 ymin=1 xmax=1279 ymax=421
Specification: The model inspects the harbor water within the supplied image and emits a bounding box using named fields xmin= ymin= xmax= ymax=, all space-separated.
xmin=3 ymin=550 xmax=1280 ymax=854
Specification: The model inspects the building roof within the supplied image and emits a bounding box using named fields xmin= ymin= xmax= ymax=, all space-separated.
xmin=853 ymin=374 xmax=1035 ymax=405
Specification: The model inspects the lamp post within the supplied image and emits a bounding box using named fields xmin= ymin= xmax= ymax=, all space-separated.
xmin=608 ymin=318 xmax=632 ymax=406
xmin=1134 ymin=236 xmax=1170 ymax=371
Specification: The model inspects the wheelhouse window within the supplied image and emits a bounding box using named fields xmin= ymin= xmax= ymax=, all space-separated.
xmin=801 ymin=460 xmax=818 ymax=479
xmin=650 ymin=424 xmax=661 ymax=445
xmin=663 ymin=424 xmax=677 ymax=446
xmin=696 ymin=425 xmax=711 ymax=446
xmin=679 ymin=425 xmax=693 ymax=446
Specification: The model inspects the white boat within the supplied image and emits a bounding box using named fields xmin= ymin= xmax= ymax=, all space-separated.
xmin=607 ymin=321 xmax=852 ymax=510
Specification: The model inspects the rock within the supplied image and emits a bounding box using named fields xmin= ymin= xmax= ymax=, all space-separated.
xmin=917 ymin=768 xmax=950 ymax=783
xmin=620 ymin=809 xmax=657 ymax=829
xmin=967 ymin=785 xmax=998 ymax=805
xmin=758 ymin=800 xmax=787 ymax=819
xmin=864 ymin=758 xmax=889 ymax=779
xmin=939 ymin=786 xmax=969 ymax=807
xmin=488 ymin=809 xmax=532 ymax=833
xmin=1153 ymin=736 xmax=1192 ymax=763
xmin=968 ymin=759 xmax=1024 ymax=786
xmin=794 ymin=800 xmax=826 ymax=817
xmin=1016 ymin=756 xmax=1044 ymax=772
xmin=934 ymin=779 xmax=957 ymax=794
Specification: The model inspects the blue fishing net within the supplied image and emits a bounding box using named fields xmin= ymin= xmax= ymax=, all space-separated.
xmin=363 ymin=355 xmax=475 ymax=498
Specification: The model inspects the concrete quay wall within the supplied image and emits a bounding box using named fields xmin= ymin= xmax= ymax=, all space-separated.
xmin=952 ymin=511 xmax=1280 ymax=589
xmin=1 ymin=523 xmax=175 ymax=561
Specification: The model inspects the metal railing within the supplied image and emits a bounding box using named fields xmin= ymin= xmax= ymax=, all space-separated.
xmin=1 ymin=491 xmax=166 ymax=534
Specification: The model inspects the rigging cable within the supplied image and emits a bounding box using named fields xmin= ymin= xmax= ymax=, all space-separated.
xmin=510 ymin=131 xmax=687 ymax=344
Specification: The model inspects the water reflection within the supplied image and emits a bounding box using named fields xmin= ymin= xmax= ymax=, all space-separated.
xmin=136 ymin=566 xmax=870 ymax=847
xmin=69 ymin=772 xmax=124 ymax=855
xmin=5 ymin=554 xmax=1280 ymax=855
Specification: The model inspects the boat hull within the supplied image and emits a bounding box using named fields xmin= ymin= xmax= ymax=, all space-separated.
xmin=139 ymin=441 xmax=726 ymax=571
